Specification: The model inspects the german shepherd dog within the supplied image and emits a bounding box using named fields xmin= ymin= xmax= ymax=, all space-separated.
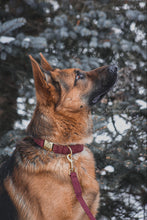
xmin=0 ymin=53 xmax=117 ymax=220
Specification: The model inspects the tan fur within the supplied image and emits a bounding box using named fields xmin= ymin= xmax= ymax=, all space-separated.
xmin=0 ymin=54 xmax=117 ymax=219
xmin=4 ymin=145 xmax=99 ymax=220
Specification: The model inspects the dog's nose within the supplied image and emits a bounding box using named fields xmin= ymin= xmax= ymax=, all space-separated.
xmin=108 ymin=65 xmax=118 ymax=74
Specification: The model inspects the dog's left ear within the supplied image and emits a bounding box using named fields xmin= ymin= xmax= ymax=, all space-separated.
xmin=40 ymin=53 xmax=53 ymax=72
xmin=29 ymin=55 xmax=59 ymax=105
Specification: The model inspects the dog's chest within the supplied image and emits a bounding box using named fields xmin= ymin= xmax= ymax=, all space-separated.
xmin=25 ymin=160 xmax=98 ymax=220
xmin=5 ymin=147 xmax=98 ymax=220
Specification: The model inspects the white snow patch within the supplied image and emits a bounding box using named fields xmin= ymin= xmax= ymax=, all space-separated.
xmin=135 ymin=29 xmax=146 ymax=42
xmin=23 ymin=37 xmax=31 ymax=42
xmin=122 ymin=4 xmax=130 ymax=10
xmin=17 ymin=97 xmax=26 ymax=103
xmin=130 ymin=22 xmax=136 ymax=31
xmin=139 ymin=61 xmax=145 ymax=67
xmin=114 ymin=7 xmax=120 ymax=11
xmin=14 ymin=119 xmax=29 ymax=129
xmin=120 ymin=192 xmax=145 ymax=219
xmin=45 ymin=8 xmax=50 ymax=14
xmin=45 ymin=48 xmax=49 ymax=52
xmin=3 ymin=146 xmax=15 ymax=156
xmin=16 ymin=97 xmax=26 ymax=116
xmin=104 ymin=165 xmax=115 ymax=173
xmin=95 ymin=132 xmax=112 ymax=143
xmin=30 ymin=78 xmax=34 ymax=84
xmin=136 ymin=99 xmax=147 ymax=109
xmin=28 ymin=98 xmax=35 ymax=105
xmin=130 ymin=23 xmax=146 ymax=42
xmin=101 ymin=170 xmax=106 ymax=176
xmin=138 ymin=156 xmax=145 ymax=162
xmin=107 ymin=114 xmax=131 ymax=135
xmin=125 ymin=60 xmax=137 ymax=70
xmin=49 ymin=0 xmax=59 ymax=11
xmin=108 ymin=101 xmax=113 ymax=106
xmin=115 ymin=135 xmax=122 ymax=142
xmin=138 ymin=86 xmax=145 ymax=95
xmin=17 ymin=102 xmax=25 ymax=110
xmin=139 ymin=2 xmax=146 ymax=8
xmin=136 ymin=76 xmax=142 ymax=81
xmin=132 ymin=144 xmax=138 ymax=150
xmin=0 ymin=36 xmax=15 ymax=44
xmin=17 ymin=109 xmax=25 ymax=115
xmin=112 ymin=27 xmax=122 ymax=34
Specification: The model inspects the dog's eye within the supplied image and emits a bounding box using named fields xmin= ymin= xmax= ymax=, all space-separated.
xmin=75 ymin=71 xmax=85 ymax=81
xmin=51 ymin=78 xmax=61 ymax=92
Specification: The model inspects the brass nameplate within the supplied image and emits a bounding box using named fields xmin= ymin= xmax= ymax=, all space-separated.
xmin=44 ymin=140 xmax=53 ymax=151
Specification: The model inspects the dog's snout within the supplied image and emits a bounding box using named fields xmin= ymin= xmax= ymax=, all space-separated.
xmin=108 ymin=65 xmax=118 ymax=74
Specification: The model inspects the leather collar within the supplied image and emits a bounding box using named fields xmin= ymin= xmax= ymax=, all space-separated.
xmin=33 ymin=138 xmax=84 ymax=155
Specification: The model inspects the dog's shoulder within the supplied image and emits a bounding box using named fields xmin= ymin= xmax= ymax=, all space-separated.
xmin=0 ymin=137 xmax=36 ymax=180
xmin=13 ymin=137 xmax=56 ymax=173
xmin=0 ymin=137 xmax=54 ymax=220
xmin=0 ymin=136 xmax=55 ymax=183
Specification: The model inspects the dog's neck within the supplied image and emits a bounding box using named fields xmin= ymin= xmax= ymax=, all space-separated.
xmin=27 ymin=106 xmax=93 ymax=145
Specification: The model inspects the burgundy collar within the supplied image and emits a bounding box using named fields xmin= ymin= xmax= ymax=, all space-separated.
xmin=33 ymin=138 xmax=84 ymax=155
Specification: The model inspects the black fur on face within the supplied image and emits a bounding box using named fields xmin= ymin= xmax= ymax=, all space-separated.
xmin=88 ymin=65 xmax=117 ymax=105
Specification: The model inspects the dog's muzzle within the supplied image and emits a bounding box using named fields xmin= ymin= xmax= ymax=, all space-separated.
xmin=89 ymin=65 xmax=118 ymax=105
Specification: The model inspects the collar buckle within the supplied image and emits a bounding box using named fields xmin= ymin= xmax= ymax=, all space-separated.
xmin=67 ymin=146 xmax=74 ymax=175
xmin=44 ymin=140 xmax=53 ymax=151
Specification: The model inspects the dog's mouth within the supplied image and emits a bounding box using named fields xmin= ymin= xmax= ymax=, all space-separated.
xmin=89 ymin=65 xmax=117 ymax=105
xmin=89 ymin=88 xmax=111 ymax=105
xmin=90 ymin=90 xmax=109 ymax=104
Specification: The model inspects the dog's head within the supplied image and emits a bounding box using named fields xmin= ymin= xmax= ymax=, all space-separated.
xmin=29 ymin=53 xmax=117 ymax=110
xmin=27 ymin=54 xmax=117 ymax=144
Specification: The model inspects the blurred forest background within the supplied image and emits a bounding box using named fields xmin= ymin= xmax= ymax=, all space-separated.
xmin=0 ymin=0 xmax=146 ymax=219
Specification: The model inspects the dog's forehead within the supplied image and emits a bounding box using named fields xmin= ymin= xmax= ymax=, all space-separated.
xmin=62 ymin=68 xmax=76 ymax=74
xmin=59 ymin=68 xmax=82 ymax=74
xmin=52 ymin=68 xmax=79 ymax=78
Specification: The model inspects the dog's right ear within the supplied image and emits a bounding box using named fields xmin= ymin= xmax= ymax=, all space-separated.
xmin=29 ymin=55 xmax=59 ymax=105
xmin=40 ymin=53 xmax=53 ymax=72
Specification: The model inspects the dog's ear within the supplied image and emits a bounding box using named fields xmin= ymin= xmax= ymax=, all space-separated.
xmin=40 ymin=53 xmax=53 ymax=71
xmin=29 ymin=55 xmax=58 ymax=105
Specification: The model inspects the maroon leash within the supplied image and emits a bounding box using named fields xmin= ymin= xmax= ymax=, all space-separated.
xmin=70 ymin=172 xmax=96 ymax=220
xmin=33 ymin=138 xmax=96 ymax=220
